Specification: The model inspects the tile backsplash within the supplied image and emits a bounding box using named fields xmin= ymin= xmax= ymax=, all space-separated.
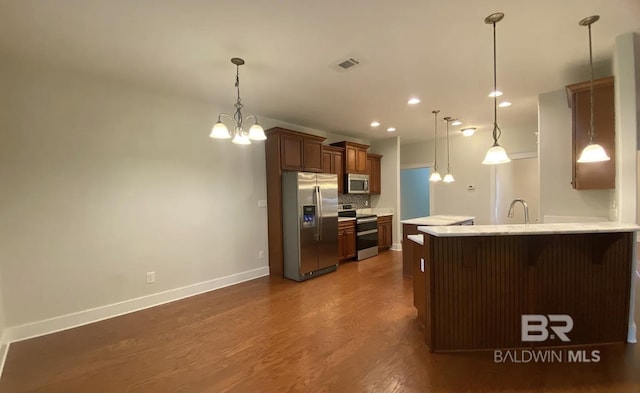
xmin=338 ymin=193 xmax=371 ymax=209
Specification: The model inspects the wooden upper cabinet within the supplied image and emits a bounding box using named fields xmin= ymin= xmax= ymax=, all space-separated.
xmin=322 ymin=145 xmax=344 ymax=194
xmin=303 ymin=138 xmax=324 ymax=172
xmin=566 ymin=76 xmax=615 ymax=190
xmin=366 ymin=153 xmax=382 ymax=195
xmin=266 ymin=127 xmax=326 ymax=173
xmin=330 ymin=141 xmax=369 ymax=174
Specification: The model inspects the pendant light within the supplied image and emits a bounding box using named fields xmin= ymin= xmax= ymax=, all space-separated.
xmin=482 ymin=12 xmax=511 ymax=165
xmin=443 ymin=117 xmax=455 ymax=183
xmin=429 ymin=110 xmax=442 ymax=182
xmin=210 ymin=58 xmax=266 ymax=144
xmin=576 ymin=16 xmax=610 ymax=163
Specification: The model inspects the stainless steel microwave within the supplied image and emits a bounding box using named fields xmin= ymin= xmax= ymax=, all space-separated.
xmin=346 ymin=173 xmax=369 ymax=194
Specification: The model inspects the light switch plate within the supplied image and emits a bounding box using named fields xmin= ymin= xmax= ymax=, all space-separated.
xmin=258 ymin=200 xmax=267 ymax=208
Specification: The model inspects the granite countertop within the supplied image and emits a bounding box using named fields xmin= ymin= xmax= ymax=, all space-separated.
xmin=407 ymin=234 xmax=424 ymax=245
xmin=357 ymin=208 xmax=394 ymax=217
xmin=401 ymin=215 xmax=475 ymax=226
xmin=419 ymin=222 xmax=640 ymax=237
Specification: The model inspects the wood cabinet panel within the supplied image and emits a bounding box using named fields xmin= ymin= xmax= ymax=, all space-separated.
xmin=566 ymin=76 xmax=615 ymax=190
xmin=322 ymin=146 xmax=344 ymax=194
xmin=420 ymin=232 xmax=632 ymax=351
xmin=367 ymin=154 xmax=382 ymax=195
xmin=330 ymin=141 xmax=369 ymax=174
xmin=280 ymin=133 xmax=304 ymax=171
xmin=377 ymin=215 xmax=392 ymax=250
xmin=338 ymin=220 xmax=356 ymax=261
xmin=303 ymin=138 xmax=323 ymax=172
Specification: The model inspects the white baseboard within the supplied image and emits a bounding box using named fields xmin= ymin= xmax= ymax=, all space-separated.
xmin=0 ymin=330 xmax=9 ymax=379
xmin=5 ymin=266 xmax=269 ymax=344
xmin=391 ymin=242 xmax=402 ymax=251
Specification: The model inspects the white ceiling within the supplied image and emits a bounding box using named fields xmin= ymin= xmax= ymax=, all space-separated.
xmin=1 ymin=0 xmax=639 ymax=143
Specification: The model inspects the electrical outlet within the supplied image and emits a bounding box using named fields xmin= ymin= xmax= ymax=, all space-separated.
xmin=258 ymin=250 xmax=265 ymax=259
xmin=258 ymin=200 xmax=267 ymax=208
xmin=146 ymin=271 xmax=156 ymax=284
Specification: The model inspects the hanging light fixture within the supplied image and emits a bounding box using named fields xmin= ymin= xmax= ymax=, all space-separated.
xmin=209 ymin=57 xmax=265 ymax=144
xmin=429 ymin=110 xmax=442 ymax=182
xmin=576 ymin=16 xmax=610 ymax=163
xmin=443 ymin=117 xmax=455 ymax=183
xmin=482 ymin=12 xmax=511 ymax=165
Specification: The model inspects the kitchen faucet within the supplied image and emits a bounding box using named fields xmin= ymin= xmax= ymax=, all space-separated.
xmin=507 ymin=199 xmax=530 ymax=224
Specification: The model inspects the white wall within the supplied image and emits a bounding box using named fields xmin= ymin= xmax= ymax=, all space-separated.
xmin=538 ymin=89 xmax=612 ymax=220
xmin=0 ymin=60 xmax=273 ymax=329
xmin=400 ymin=125 xmax=536 ymax=225
xmin=613 ymin=32 xmax=638 ymax=225
xmin=496 ymin=157 xmax=540 ymax=224
xmin=370 ymin=137 xmax=401 ymax=249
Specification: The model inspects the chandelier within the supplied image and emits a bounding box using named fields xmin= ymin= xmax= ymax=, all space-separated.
xmin=209 ymin=57 xmax=265 ymax=144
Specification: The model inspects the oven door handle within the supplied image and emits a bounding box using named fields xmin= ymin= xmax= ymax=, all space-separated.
xmin=357 ymin=229 xmax=378 ymax=236
xmin=357 ymin=217 xmax=378 ymax=224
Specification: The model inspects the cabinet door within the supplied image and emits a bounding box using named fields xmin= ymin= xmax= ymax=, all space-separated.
xmin=338 ymin=227 xmax=345 ymax=260
xmin=333 ymin=152 xmax=344 ymax=194
xmin=367 ymin=155 xmax=381 ymax=194
xmin=303 ymin=138 xmax=323 ymax=172
xmin=356 ymin=148 xmax=368 ymax=173
xmin=280 ymin=134 xmax=304 ymax=171
xmin=345 ymin=226 xmax=356 ymax=259
xmin=322 ymin=151 xmax=333 ymax=174
xmin=345 ymin=145 xmax=358 ymax=173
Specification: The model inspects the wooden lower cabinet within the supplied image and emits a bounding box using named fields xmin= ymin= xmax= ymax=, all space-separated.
xmin=377 ymin=215 xmax=392 ymax=250
xmin=338 ymin=220 xmax=356 ymax=261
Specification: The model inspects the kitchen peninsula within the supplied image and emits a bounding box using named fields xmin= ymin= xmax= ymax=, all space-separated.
xmin=413 ymin=222 xmax=639 ymax=352
xmin=401 ymin=215 xmax=475 ymax=275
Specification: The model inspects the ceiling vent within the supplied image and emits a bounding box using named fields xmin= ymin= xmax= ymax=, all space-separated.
xmin=334 ymin=57 xmax=360 ymax=71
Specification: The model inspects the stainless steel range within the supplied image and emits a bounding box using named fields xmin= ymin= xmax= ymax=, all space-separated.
xmin=338 ymin=205 xmax=378 ymax=261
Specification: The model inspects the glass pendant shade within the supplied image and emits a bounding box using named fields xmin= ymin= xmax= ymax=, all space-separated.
xmin=443 ymin=173 xmax=455 ymax=183
xmin=429 ymin=171 xmax=442 ymax=182
xmin=232 ymin=130 xmax=251 ymax=145
xmin=482 ymin=144 xmax=511 ymax=165
xmin=248 ymin=124 xmax=266 ymax=140
xmin=577 ymin=143 xmax=610 ymax=163
xmin=210 ymin=121 xmax=231 ymax=139
xmin=461 ymin=128 xmax=476 ymax=137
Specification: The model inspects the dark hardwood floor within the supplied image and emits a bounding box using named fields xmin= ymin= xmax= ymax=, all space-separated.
xmin=1 ymin=250 xmax=639 ymax=393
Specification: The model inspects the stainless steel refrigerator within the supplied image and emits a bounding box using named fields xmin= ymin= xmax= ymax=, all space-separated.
xmin=282 ymin=172 xmax=339 ymax=281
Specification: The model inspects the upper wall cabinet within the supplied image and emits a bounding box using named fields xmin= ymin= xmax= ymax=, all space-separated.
xmin=366 ymin=153 xmax=382 ymax=195
xmin=322 ymin=145 xmax=345 ymax=194
xmin=330 ymin=141 xmax=369 ymax=174
xmin=266 ymin=127 xmax=325 ymax=173
xmin=566 ymin=76 xmax=615 ymax=190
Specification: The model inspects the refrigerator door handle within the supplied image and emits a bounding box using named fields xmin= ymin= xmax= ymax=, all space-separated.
xmin=315 ymin=185 xmax=323 ymax=240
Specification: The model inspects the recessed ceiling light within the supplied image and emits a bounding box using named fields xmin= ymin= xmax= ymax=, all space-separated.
xmin=461 ymin=127 xmax=476 ymax=136
xmin=451 ymin=120 xmax=463 ymax=126
xmin=408 ymin=97 xmax=421 ymax=105
xmin=488 ymin=90 xmax=503 ymax=97
xmin=370 ymin=121 xmax=380 ymax=127
xmin=387 ymin=127 xmax=396 ymax=132
xmin=498 ymin=101 xmax=512 ymax=107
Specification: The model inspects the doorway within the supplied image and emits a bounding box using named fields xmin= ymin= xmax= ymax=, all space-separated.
xmin=400 ymin=167 xmax=431 ymax=220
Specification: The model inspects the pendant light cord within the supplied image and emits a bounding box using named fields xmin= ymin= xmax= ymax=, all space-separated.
xmin=588 ymin=23 xmax=595 ymax=143
xmin=446 ymin=119 xmax=451 ymax=172
xmin=492 ymin=21 xmax=502 ymax=146
xmin=432 ymin=110 xmax=439 ymax=171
